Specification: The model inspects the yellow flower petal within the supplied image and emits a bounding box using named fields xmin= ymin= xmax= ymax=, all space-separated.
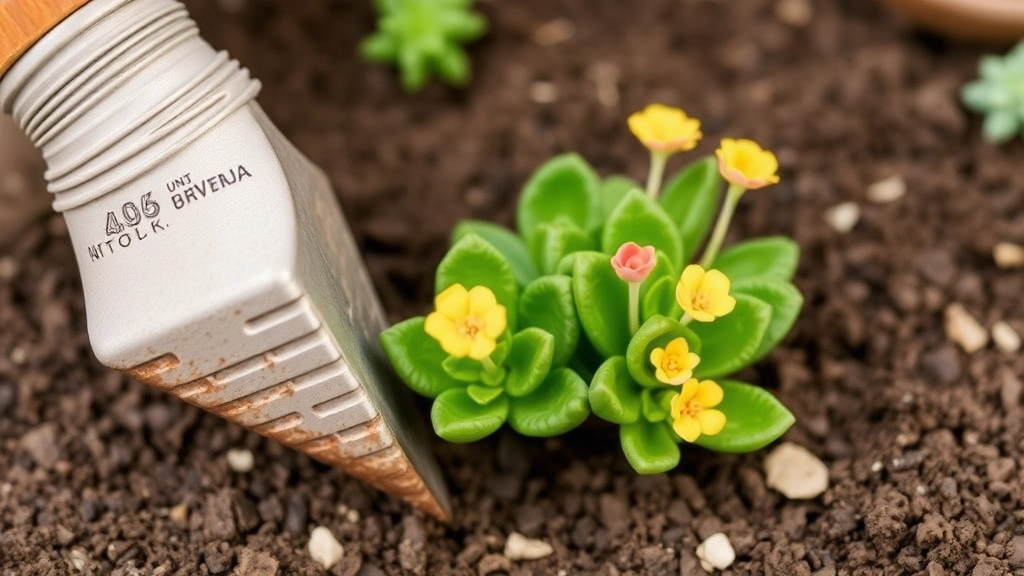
xmin=677 ymin=378 xmax=699 ymax=403
xmin=673 ymin=415 xmax=702 ymax=443
xmin=467 ymin=285 xmax=498 ymax=317
xmin=467 ymin=335 xmax=496 ymax=360
xmin=424 ymin=312 xmax=456 ymax=343
xmin=665 ymin=337 xmax=689 ymax=356
xmin=650 ymin=347 xmax=665 ymax=367
xmin=695 ymin=380 xmax=724 ymax=408
xmin=482 ymin=305 xmax=507 ymax=339
xmin=435 ymin=284 xmax=469 ymax=319
xmin=679 ymin=264 xmax=704 ymax=293
xmin=686 ymin=352 xmax=701 ymax=371
xmin=628 ymin=104 xmax=702 ymax=154
xmin=697 ymin=409 xmax=727 ymax=436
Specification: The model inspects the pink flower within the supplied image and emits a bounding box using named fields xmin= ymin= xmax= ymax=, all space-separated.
xmin=611 ymin=242 xmax=656 ymax=283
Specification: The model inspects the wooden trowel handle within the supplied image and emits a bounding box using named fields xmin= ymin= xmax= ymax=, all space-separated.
xmin=1 ymin=0 xmax=91 ymax=78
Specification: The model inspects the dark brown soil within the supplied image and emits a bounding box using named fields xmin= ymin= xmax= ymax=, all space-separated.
xmin=3 ymin=0 xmax=1024 ymax=574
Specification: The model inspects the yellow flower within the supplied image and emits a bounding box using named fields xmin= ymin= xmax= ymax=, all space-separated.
xmin=715 ymin=138 xmax=780 ymax=189
xmin=628 ymin=104 xmax=702 ymax=154
xmin=675 ymin=264 xmax=736 ymax=323
xmin=649 ymin=337 xmax=700 ymax=385
xmin=671 ymin=379 xmax=726 ymax=443
xmin=424 ymin=284 xmax=507 ymax=360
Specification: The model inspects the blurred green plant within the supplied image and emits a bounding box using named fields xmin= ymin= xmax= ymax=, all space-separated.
xmin=360 ymin=0 xmax=487 ymax=92
xmin=962 ymin=41 xmax=1024 ymax=143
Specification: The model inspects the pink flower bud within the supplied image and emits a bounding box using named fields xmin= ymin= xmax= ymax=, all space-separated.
xmin=611 ymin=242 xmax=656 ymax=283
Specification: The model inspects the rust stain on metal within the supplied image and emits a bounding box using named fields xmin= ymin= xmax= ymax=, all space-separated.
xmin=123 ymin=354 xmax=180 ymax=390
xmin=252 ymin=412 xmax=325 ymax=446
xmin=172 ymin=377 xmax=221 ymax=406
xmin=299 ymin=426 xmax=449 ymax=522
xmin=212 ymin=380 xmax=296 ymax=420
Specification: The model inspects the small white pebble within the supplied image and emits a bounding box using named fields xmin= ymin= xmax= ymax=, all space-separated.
xmin=994 ymin=242 xmax=1024 ymax=269
xmin=345 ymin=509 xmax=360 ymax=523
xmin=9 ymin=346 xmax=26 ymax=365
xmin=532 ymin=18 xmax=575 ymax=46
xmin=0 ymin=256 xmax=19 ymax=281
xmin=916 ymin=485 xmax=928 ymax=495
xmin=308 ymin=526 xmax=344 ymax=570
xmin=866 ymin=175 xmax=906 ymax=203
xmin=944 ymin=303 xmax=988 ymax=354
xmin=871 ymin=461 xmax=883 ymax=473
xmin=225 ymin=448 xmax=254 ymax=473
xmin=764 ymin=442 xmax=830 ymax=499
xmin=168 ymin=503 xmax=189 ymax=527
xmin=0 ymin=483 xmax=11 ymax=496
xmin=825 ymin=202 xmax=860 ymax=234
xmin=696 ymin=533 xmax=736 ymax=572
xmin=504 ymin=532 xmax=554 ymax=560
xmin=529 ymin=81 xmax=559 ymax=104
xmin=69 ymin=548 xmax=89 ymax=572
xmin=588 ymin=62 xmax=620 ymax=108
xmin=992 ymin=321 xmax=1021 ymax=353
xmin=774 ymin=0 xmax=813 ymax=27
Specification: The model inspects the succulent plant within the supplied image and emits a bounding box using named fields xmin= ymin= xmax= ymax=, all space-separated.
xmin=360 ymin=0 xmax=487 ymax=92
xmin=962 ymin=41 xmax=1024 ymax=143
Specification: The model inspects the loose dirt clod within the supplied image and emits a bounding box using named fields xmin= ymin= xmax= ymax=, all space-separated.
xmin=991 ymin=321 xmax=1021 ymax=353
xmin=696 ymin=533 xmax=736 ymax=572
xmin=764 ymin=442 xmax=829 ymax=499
xmin=503 ymin=532 xmax=554 ymax=560
xmin=944 ymin=303 xmax=988 ymax=353
xmin=993 ymin=242 xmax=1024 ymax=269
xmin=867 ymin=175 xmax=906 ymax=203
xmin=825 ymin=202 xmax=860 ymax=233
xmin=308 ymin=526 xmax=344 ymax=570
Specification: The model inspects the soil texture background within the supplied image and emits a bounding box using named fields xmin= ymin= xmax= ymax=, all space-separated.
xmin=2 ymin=0 xmax=1024 ymax=574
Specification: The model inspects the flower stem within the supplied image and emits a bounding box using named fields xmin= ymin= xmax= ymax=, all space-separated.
xmin=481 ymin=355 xmax=500 ymax=375
xmin=628 ymin=281 xmax=641 ymax=335
xmin=700 ymin=183 xmax=745 ymax=269
xmin=679 ymin=312 xmax=692 ymax=326
xmin=645 ymin=151 xmax=669 ymax=199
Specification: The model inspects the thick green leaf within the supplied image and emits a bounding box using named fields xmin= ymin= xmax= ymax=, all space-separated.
xmin=528 ymin=220 xmax=594 ymax=275
xmin=518 ymin=276 xmax=579 ymax=367
xmin=589 ymin=356 xmax=641 ymax=424
xmin=732 ymin=278 xmax=804 ymax=362
xmin=690 ymin=295 xmax=772 ymax=379
xmin=436 ymin=233 xmax=518 ymax=330
xmin=572 ymin=251 xmax=630 ymax=358
xmin=660 ymin=156 xmax=722 ymax=263
xmin=641 ymin=389 xmax=669 ymax=423
xmin=508 ymin=368 xmax=590 ymax=436
xmin=602 ymin=189 xmax=684 ymax=270
xmin=431 ymin=388 xmax=508 ymax=443
xmin=442 ymin=356 xmax=483 ymax=383
xmin=638 ymin=250 xmax=679 ymax=319
xmin=556 ymin=252 xmax=581 ymax=276
xmin=453 ymin=220 xmax=539 ymax=286
xmin=466 ymin=384 xmax=504 ymax=405
xmin=626 ymin=315 xmax=702 ymax=388
xmin=517 ymin=154 xmax=601 ymax=239
xmin=641 ymin=276 xmax=680 ymax=323
xmin=694 ymin=380 xmax=795 ymax=453
xmin=380 ymin=318 xmax=461 ymax=398
xmin=599 ymin=175 xmax=641 ymax=220
xmin=620 ymin=420 xmax=680 ymax=474
xmin=712 ymin=237 xmax=799 ymax=282
xmin=503 ymin=328 xmax=554 ymax=397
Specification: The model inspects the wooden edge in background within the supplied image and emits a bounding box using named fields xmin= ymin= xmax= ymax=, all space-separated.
xmin=1 ymin=0 xmax=91 ymax=78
